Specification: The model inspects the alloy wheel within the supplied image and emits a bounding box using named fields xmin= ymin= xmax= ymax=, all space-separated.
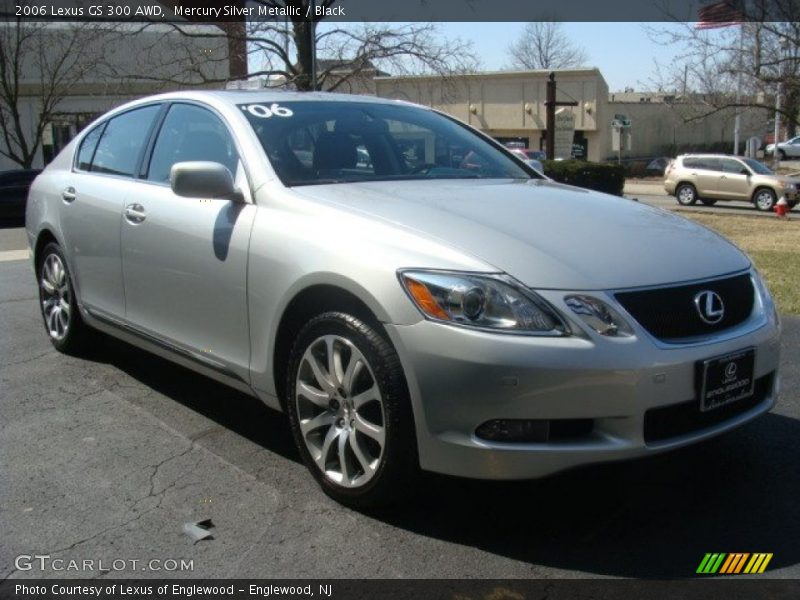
xmin=40 ymin=253 xmax=71 ymax=341
xmin=294 ymin=334 xmax=385 ymax=488
xmin=755 ymin=189 xmax=776 ymax=211
xmin=677 ymin=185 xmax=696 ymax=205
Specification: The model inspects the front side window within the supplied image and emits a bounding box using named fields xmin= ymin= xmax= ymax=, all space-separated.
xmin=721 ymin=158 xmax=747 ymax=174
xmin=239 ymin=101 xmax=532 ymax=186
xmin=742 ymin=158 xmax=773 ymax=175
xmin=90 ymin=105 xmax=161 ymax=177
xmin=147 ymin=104 xmax=239 ymax=183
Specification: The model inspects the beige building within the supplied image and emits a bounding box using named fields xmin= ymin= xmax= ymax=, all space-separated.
xmin=374 ymin=69 xmax=771 ymax=162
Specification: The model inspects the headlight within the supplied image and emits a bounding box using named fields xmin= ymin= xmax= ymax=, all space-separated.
xmin=564 ymin=295 xmax=634 ymax=337
xmin=753 ymin=270 xmax=779 ymax=324
xmin=399 ymin=270 xmax=568 ymax=335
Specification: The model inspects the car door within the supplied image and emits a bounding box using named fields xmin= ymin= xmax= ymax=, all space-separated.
xmin=789 ymin=137 xmax=800 ymax=158
xmin=687 ymin=157 xmax=722 ymax=197
xmin=120 ymin=102 xmax=256 ymax=382
xmin=61 ymin=104 xmax=162 ymax=319
xmin=718 ymin=158 xmax=750 ymax=200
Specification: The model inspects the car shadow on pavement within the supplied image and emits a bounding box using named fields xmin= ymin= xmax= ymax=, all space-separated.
xmin=369 ymin=412 xmax=799 ymax=578
xmin=79 ymin=334 xmax=300 ymax=464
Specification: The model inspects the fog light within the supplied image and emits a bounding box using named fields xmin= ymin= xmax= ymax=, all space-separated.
xmin=475 ymin=419 xmax=550 ymax=443
xmin=476 ymin=419 xmax=594 ymax=443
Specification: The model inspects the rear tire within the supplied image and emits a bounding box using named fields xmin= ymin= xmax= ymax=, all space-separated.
xmin=676 ymin=183 xmax=698 ymax=206
xmin=286 ymin=311 xmax=417 ymax=508
xmin=700 ymin=198 xmax=717 ymax=206
xmin=753 ymin=188 xmax=777 ymax=212
xmin=37 ymin=242 xmax=90 ymax=354
xmin=778 ymin=149 xmax=786 ymax=161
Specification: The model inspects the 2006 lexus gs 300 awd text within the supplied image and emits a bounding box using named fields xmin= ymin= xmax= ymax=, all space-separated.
xmin=26 ymin=91 xmax=781 ymax=507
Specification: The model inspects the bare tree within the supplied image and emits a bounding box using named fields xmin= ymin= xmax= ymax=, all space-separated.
xmin=507 ymin=22 xmax=588 ymax=71
xmin=647 ymin=0 xmax=800 ymax=136
xmin=0 ymin=21 xmax=116 ymax=168
xmin=153 ymin=1 xmax=478 ymax=91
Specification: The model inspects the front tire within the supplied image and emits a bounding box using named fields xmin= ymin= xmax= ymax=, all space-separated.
xmin=676 ymin=183 xmax=698 ymax=205
xmin=286 ymin=312 xmax=417 ymax=508
xmin=37 ymin=242 xmax=90 ymax=353
xmin=778 ymin=149 xmax=786 ymax=161
xmin=753 ymin=188 xmax=777 ymax=212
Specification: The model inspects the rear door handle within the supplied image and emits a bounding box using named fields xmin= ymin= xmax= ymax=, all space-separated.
xmin=61 ymin=187 xmax=76 ymax=202
xmin=124 ymin=203 xmax=146 ymax=224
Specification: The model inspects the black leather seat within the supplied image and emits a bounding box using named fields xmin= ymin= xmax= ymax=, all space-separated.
xmin=313 ymin=132 xmax=358 ymax=172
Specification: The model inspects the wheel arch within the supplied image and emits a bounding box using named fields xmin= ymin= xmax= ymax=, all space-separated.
xmin=272 ymin=283 xmax=387 ymax=408
xmin=33 ymin=228 xmax=60 ymax=269
xmin=751 ymin=185 xmax=777 ymax=203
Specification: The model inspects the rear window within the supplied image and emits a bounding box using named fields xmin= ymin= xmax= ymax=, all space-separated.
xmin=239 ymin=101 xmax=533 ymax=186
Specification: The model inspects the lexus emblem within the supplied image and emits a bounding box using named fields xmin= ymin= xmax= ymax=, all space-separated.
xmin=724 ymin=362 xmax=737 ymax=379
xmin=694 ymin=290 xmax=725 ymax=324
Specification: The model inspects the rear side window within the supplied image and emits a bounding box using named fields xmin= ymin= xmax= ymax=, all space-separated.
xmin=76 ymin=124 xmax=105 ymax=171
xmin=90 ymin=105 xmax=161 ymax=177
xmin=146 ymin=103 xmax=239 ymax=183
xmin=683 ymin=157 xmax=720 ymax=171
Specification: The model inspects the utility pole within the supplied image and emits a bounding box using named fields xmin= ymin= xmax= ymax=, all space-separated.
xmin=309 ymin=0 xmax=317 ymax=90
xmin=733 ymin=25 xmax=744 ymax=155
xmin=545 ymin=72 xmax=578 ymax=160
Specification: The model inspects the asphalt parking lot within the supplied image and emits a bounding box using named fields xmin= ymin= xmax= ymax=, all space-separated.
xmin=1 ymin=224 xmax=799 ymax=580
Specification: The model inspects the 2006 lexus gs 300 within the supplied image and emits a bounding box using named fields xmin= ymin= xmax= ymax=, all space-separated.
xmin=27 ymin=91 xmax=780 ymax=506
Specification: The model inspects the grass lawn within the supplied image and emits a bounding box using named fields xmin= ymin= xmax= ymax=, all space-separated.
xmin=679 ymin=211 xmax=800 ymax=315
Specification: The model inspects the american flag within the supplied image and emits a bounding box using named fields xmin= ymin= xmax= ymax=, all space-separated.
xmin=696 ymin=0 xmax=745 ymax=29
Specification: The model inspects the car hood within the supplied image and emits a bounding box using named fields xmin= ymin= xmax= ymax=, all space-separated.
xmin=292 ymin=179 xmax=751 ymax=290
xmin=769 ymin=174 xmax=800 ymax=185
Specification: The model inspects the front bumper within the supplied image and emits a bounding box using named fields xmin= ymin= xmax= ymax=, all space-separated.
xmin=385 ymin=293 xmax=781 ymax=480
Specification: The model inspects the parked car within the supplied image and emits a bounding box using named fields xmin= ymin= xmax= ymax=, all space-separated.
xmin=765 ymin=136 xmax=800 ymax=160
xmin=0 ymin=169 xmax=41 ymax=220
xmin=27 ymin=91 xmax=780 ymax=507
xmin=664 ymin=153 xmax=799 ymax=211
xmin=645 ymin=157 xmax=671 ymax=176
xmin=508 ymin=148 xmax=544 ymax=173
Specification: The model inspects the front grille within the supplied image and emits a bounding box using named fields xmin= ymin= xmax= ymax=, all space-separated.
xmin=615 ymin=273 xmax=754 ymax=341
xmin=643 ymin=373 xmax=772 ymax=444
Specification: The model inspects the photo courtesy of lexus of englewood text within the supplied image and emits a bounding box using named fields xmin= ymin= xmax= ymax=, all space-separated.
xmin=1 ymin=0 xmax=799 ymax=598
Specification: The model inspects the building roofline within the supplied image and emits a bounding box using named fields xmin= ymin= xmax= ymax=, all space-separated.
xmin=374 ymin=67 xmax=605 ymax=82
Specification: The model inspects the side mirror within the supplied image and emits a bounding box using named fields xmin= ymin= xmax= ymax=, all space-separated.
xmin=170 ymin=161 xmax=244 ymax=202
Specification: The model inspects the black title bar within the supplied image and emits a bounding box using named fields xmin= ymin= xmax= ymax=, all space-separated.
xmin=1 ymin=0 xmax=798 ymax=23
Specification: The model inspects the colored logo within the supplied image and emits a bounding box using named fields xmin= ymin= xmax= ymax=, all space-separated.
xmin=697 ymin=553 xmax=773 ymax=574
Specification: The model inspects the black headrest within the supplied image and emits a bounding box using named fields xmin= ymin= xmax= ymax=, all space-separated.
xmin=313 ymin=132 xmax=358 ymax=171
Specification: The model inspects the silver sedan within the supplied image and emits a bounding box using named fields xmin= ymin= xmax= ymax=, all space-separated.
xmin=26 ymin=91 xmax=781 ymax=507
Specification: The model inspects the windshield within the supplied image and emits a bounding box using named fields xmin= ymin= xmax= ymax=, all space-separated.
xmin=239 ymin=101 xmax=533 ymax=186
xmin=742 ymin=158 xmax=773 ymax=175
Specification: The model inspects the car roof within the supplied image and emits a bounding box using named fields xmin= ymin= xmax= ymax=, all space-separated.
xmin=678 ymin=153 xmax=745 ymax=159
xmin=130 ymin=89 xmax=421 ymax=108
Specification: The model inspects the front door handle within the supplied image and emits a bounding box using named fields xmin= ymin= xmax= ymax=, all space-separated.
xmin=124 ymin=203 xmax=146 ymax=224
xmin=61 ymin=187 xmax=76 ymax=202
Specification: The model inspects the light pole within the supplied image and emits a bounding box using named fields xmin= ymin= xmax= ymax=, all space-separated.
xmin=773 ymin=38 xmax=790 ymax=168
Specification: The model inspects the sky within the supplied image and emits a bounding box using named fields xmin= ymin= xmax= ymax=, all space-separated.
xmin=439 ymin=22 xmax=686 ymax=92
